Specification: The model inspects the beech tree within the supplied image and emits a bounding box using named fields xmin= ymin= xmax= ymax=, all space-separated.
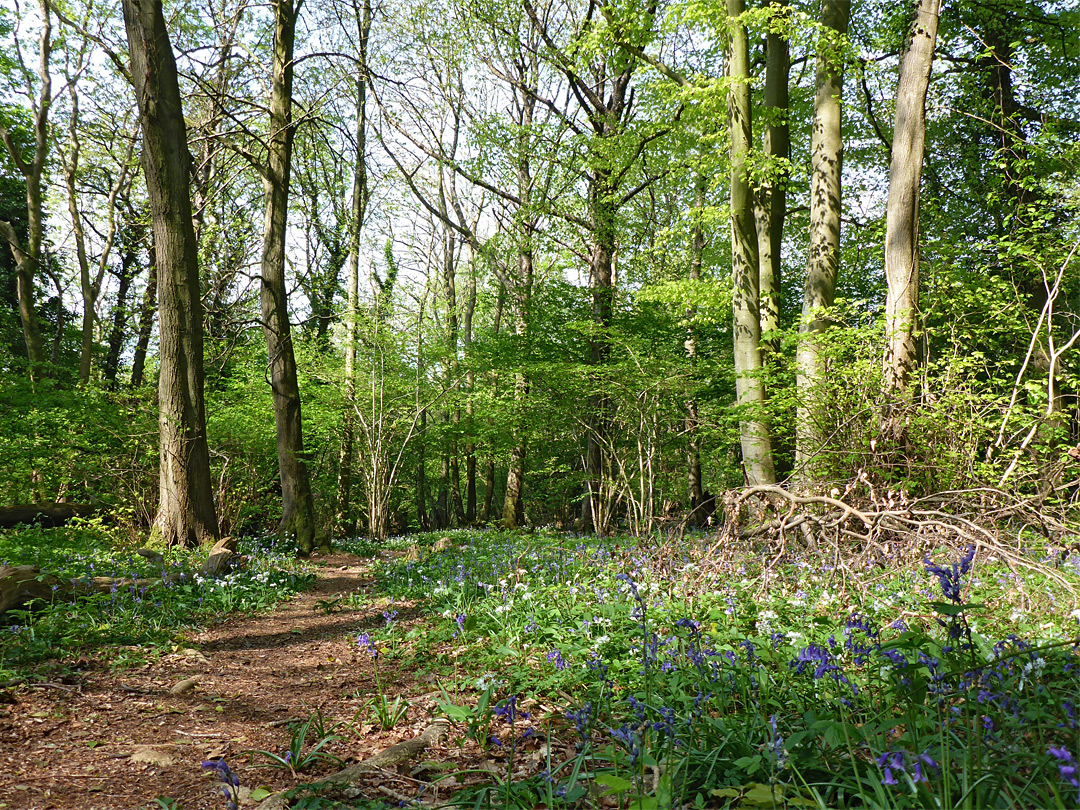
xmin=882 ymin=0 xmax=941 ymax=429
xmin=259 ymin=0 xmax=322 ymax=554
xmin=796 ymin=0 xmax=849 ymax=475
xmin=728 ymin=0 xmax=775 ymax=486
xmin=121 ymin=0 xmax=218 ymax=547
xmin=0 ymin=0 xmax=51 ymax=378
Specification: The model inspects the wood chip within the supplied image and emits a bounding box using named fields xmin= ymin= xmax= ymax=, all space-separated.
xmin=129 ymin=746 xmax=176 ymax=766
xmin=169 ymin=676 xmax=202 ymax=694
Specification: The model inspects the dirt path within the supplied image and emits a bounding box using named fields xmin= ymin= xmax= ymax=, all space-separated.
xmin=0 ymin=552 xmax=449 ymax=810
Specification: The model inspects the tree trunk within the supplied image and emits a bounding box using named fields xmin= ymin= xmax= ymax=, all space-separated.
xmin=882 ymin=0 xmax=941 ymax=428
xmin=259 ymin=0 xmax=320 ymax=554
xmin=130 ymin=243 xmax=157 ymax=389
xmin=729 ymin=0 xmax=776 ymax=486
xmin=0 ymin=0 xmax=51 ymax=378
xmin=502 ymin=247 xmax=533 ymax=531
xmin=686 ymin=171 xmax=704 ymax=510
xmin=796 ymin=0 xmax=849 ymax=477
xmin=463 ymin=251 xmax=477 ymax=524
xmin=756 ymin=0 xmax=790 ymax=357
xmin=417 ymin=408 xmax=430 ymax=530
xmin=122 ymin=0 xmax=219 ymax=548
xmin=335 ymin=0 xmax=372 ymax=539
xmin=583 ymin=167 xmax=616 ymax=532
xmin=482 ymin=285 xmax=504 ymax=524
xmin=61 ymin=89 xmax=131 ymax=384
xmin=105 ymin=219 xmax=143 ymax=385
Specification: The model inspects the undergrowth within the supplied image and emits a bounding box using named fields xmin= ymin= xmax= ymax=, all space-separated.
xmin=0 ymin=522 xmax=314 ymax=678
xmin=330 ymin=527 xmax=1080 ymax=809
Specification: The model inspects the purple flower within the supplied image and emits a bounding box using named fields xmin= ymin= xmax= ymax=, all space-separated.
xmin=547 ymin=649 xmax=568 ymax=671
xmin=493 ymin=694 xmax=528 ymax=724
xmin=610 ymin=723 xmax=640 ymax=766
xmin=566 ymin=702 xmax=593 ymax=740
xmin=357 ymin=632 xmax=378 ymax=659
xmin=924 ymin=545 xmax=975 ymax=604
xmin=201 ymin=759 xmax=240 ymax=810
xmin=1049 ymin=747 xmax=1080 ymax=788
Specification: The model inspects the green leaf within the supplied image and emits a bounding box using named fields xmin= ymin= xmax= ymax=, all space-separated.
xmin=435 ymin=702 xmax=472 ymax=722
xmin=741 ymin=783 xmax=781 ymax=806
xmin=594 ymin=774 xmax=635 ymax=794
xmin=249 ymin=788 xmax=273 ymax=801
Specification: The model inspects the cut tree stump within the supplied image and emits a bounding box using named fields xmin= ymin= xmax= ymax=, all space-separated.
xmin=254 ymin=719 xmax=450 ymax=810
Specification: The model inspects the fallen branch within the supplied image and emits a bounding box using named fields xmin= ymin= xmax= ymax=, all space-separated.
xmin=256 ymin=719 xmax=450 ymax=810
xmin=701 ymin=483 xmax=1080 ymax=607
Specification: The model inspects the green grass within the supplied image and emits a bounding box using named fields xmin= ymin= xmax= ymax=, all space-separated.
xmin=339 ymin=528 xmax=1080 ymax=809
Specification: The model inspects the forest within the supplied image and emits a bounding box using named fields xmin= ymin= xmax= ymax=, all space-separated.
xmin=1 ymin=0 xmax=1080 ymax=807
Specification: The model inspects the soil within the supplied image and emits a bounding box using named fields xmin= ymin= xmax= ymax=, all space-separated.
xmin=0 ymin=552 xmax=493 ymax=810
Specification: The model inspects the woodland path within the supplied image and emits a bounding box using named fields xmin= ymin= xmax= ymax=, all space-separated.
xmin=0 ymin=551 xmax=455 ymax=810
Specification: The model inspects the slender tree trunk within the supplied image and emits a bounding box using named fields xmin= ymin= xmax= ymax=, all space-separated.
xmin=686 ymin=171 xmax=704 ymax=512
xmin=0 ymin=0 xmax=51 ymax=378
xmin=582 ymin=167 xmax=616 ymax=532
xmin=61 ymin=90 xmax=131 ymax=384
xmin=502 ymin=243 xmax=534 ymax=531
xmin=260 ymin=0 xmax=320 ymax=553
xmin=104 ymin=230 xmax=139 ymax=385
xmin=335 ymin=0 xmax=371 ymax=538
xmin=122 ymin=0 xmax=218 ymax=547
xmin=130 ymin=243 xmax=157 ymax=389
xmin=729 ymin=0 xmax=776 ymax=486
xmin=463 ymin=250 xmax=477 ymax=524
xmin=756 ymin=0 xmax=790 ymax=356
xmin=882 ymin=0 xmax=940 ymax=427
xmin=437 ymin=418 xmax=450 ymax=529
xmin=796 ymin=0 xmax=849 ymax=477
xmin=482 ymin=285 xmax=504 ymax=524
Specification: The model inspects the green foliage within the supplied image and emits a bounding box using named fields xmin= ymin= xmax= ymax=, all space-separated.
xmin=372 ymin=528 xmax=1080 ymax=809
xmin=251 ymin=708 xmax=346 ymax=776
xmin=0 ymin=527 xmax=314 ymax=680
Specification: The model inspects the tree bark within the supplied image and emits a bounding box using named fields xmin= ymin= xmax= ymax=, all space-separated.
xmin=105 ymin=217 xmax=144 ymax=385
xmin=463 ymin=247 xmax=477 ymax=524
xmin=755 ymin=0 xmax=790 ymax=357
xmin=130 ymin=243 xmax=157 ymax=389
xmin=60 ymin=88 xmax=133 ymax=384
xmin=259 ymin=0 xmax=320 ymax=554
xmin=497 ymin=44 xmax=539 ymax=531
xmin=335 ymin=0 xmax=372 ymax=539
xmin=882 ymin=0 xmax=940 ymax=426
xmin=582 ymin=166 xmax=617 ymax=532
xmin=0 ymin=0 xmax=51 ymax=377
xmin=687 ymin=171 xmax=705 ymax=511
xmin=122 ymin=0 xmax=218 ymax=548
xmin=728 ymin=0 xmax=776 ymax=486
xmin=796 ymin=0 xmax=849 ymax=477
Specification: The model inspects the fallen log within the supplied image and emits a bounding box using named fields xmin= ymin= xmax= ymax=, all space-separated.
xmin=0 ymin=537 xmax=238 ymax=616
xmin=255 ymin=719 xmax=450 ymax=810
xmin=0 ymin=503 xmax=97 ymax=529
